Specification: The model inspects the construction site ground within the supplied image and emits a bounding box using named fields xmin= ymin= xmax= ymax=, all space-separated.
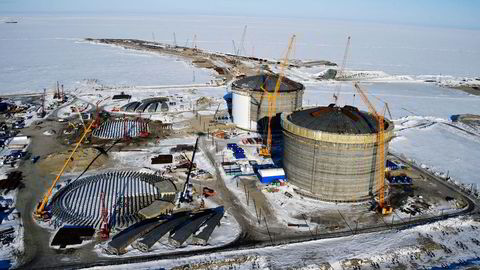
xmin=4 ymin=37 xmax=479 ymax=269
xmin=7 ymin=97 xmax=477 ymax=269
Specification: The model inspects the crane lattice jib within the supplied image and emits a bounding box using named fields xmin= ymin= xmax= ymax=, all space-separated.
xmin=353 ymin=82 xmax=386 ymax=207
xmin=334 ymin=36 xmax=351 ymax=104
xmin=36 ymin=119 xmax=95 ymax=216
xmin=265 ymin=35 xmax=296 ymax=152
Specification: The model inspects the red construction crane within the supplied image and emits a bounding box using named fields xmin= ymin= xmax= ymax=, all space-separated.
xmin=99 ymin=192 xmax=110 ymax=240
xmin=137 ymin=112 xmax=150 ymax=138
xmin=353 ymin=82 xmax=392 ymax=215
xmin=92 ymin=96 xmax=110 ymax=129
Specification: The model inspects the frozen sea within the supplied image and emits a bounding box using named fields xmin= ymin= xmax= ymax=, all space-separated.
xmin=1 ymin=15 xmax=479 ymax=93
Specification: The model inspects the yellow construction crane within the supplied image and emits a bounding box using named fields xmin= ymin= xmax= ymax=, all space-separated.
xmin=34 ymin=120 xmax=96 ymax=220
xmin=259 ymin=35 xmax=296 ymax=157
xmin=353 ymin=82 xmax=392 ymax=215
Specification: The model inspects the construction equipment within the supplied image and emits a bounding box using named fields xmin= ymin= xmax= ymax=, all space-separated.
xmin=34 ymin=120 xmax=96 ymax=220
xmin=37 ymin=88 xmax=46 ymax=118
xmin=259 ymin=35 xmax=296 ymax=157
xmin=73 ymin=105 xmax=86 ymax=132
xmin=99 ymin=192 xmax=110 ymax=240
xmin=108 ymin=182 xmax=128 ymax=231
xmin=137 ymin=112 xmax=150 ymax=138
xmin=237 ymin=25 xmax=247 ymax=55
xmin=178 ymin=136 xmax=201 ymax=205
xmin=353 ymin=82 xmax=392 ymax=215
xmin=232 ymin=40 xmax=237 ymax=55
xmin=202 ymin=187 xmax=216 ymax=198
xmin=333 ymin=36 xmax=351 ymax=104
xmin=92 ymin=96 xmax=110 ymax=129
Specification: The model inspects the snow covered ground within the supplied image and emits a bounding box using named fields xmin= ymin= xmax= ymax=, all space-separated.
xmin=85 ymin=216 xmax=480 ymax=270
xmin=392 ymin=117 xmax=480 ymax=187
xmin=0 ymin=189 xmax=24 ymax=269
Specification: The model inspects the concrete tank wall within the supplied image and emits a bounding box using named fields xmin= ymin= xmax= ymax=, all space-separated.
xmin=232 ymin=90 xmax=252 ymax=130
xmin=232 ymin=89 xmax=303 ymax=131
xmin=281 ymin=112 xmax=394 ymax=202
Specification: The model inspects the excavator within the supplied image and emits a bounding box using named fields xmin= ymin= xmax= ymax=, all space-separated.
xmin=353 ymin=82 xmax=393 ymax=215
xmin=259 ymin=35 xmax=296 ymax=157
xmin=34 ymin=120 xmax=96 ymax=220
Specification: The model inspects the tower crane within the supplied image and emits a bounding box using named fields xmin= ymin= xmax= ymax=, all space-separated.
xmin=238 ymin=25 xmax=247 ymax=55
xmin=232 ymin=40 xmax=237 ymax=55
xmin=259 ymin=35 xmax=296 ymax=157
xmin=34 ymin=120 xmax=96 ymax=220
xmin=333 ymin=36 xmax=351 ymax=104
xmin=353 ymin=82 xmax=392 ymax=215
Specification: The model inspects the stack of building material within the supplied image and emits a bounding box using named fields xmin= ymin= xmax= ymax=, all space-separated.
xmin=138 ymin=200 xmax=175 ymax=219
xmin=133 ymin=213 xmax=190 ymax=252
xmin=192 ymin=206 xmax=224 ymax=245
xmin=92 ymin=120 xmax=149 ymax=139
xmin=168 ymin=210 xmax=215 ymax=247
xmin=106 ymin=218 xmax=161 ymax=255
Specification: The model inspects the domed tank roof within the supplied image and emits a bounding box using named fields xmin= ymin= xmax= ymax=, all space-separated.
xmin=232 ymin=74 xmax=304 ymax=93
xmin=287 ymin=105 xmax=389 ymax=134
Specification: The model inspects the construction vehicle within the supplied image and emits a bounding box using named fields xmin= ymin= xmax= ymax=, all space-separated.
xmin=353 ymin=82 xmax=392 ymax=215
xmin=202 ymin=187 xmax=216 ymax=198
xmin=99 ymin=192 xmax=110 ymax=240
xmin=34 ymin=120 xmax=95 ymax=221
xmin=259 ymin=35 xmax=296 ymax=157
xmin=178 ymin=136 xmax=200 ymax=205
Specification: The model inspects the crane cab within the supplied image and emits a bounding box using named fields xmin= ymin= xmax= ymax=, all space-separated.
xmin=381 ymin=205 xmax=393 ymax=215
xmin=258 ymin=147 xmax=271 ymax=157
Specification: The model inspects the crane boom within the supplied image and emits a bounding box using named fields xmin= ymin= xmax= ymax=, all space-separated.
xmin=259 ymin=35 xmax=296 ymax=156
xmin=232 ymin=40 xmax=237 ymax=55
xmin=333 ymin=36 xmax=351 ymax=104
xmin=239 ymin=25 xmax=247 ymax=55
xmin=353 ymin=82 xmax=391 ymax=215
xmin=35 ymin=119 xmax=95 ymax=219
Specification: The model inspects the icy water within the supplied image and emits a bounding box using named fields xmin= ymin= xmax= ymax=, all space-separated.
xmin=1 ymin=15 xmax=479 ymax=93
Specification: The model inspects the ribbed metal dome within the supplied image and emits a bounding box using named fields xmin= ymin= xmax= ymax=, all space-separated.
xmin=232 ymin=74 xmax=304 ymax=92
xmin=287 ymin=105 xmax=387 ymax=134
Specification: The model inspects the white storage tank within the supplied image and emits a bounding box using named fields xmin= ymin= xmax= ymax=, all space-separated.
xmin=231 ymin=74 xmax=304 ymax=131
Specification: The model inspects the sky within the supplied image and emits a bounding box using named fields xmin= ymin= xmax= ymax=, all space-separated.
xmin=0 ymin=0 xmax=479 ymax=29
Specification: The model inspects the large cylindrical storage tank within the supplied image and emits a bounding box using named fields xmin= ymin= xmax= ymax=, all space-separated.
xmin=231 ymin=74 xmax=304 ymax=131
xmin=281 ymin=105 xmax=394 ymax=202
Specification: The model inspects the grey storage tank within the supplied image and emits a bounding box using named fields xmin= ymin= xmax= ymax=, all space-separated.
xmin=281 ymin=105 xmax=394 ymax=202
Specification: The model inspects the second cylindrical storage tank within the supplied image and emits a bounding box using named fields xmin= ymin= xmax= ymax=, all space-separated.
xmin=231 ymin=74 xmax=304 ymax=131
xmin=281 ymin=105 xmax=394 ymax=202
